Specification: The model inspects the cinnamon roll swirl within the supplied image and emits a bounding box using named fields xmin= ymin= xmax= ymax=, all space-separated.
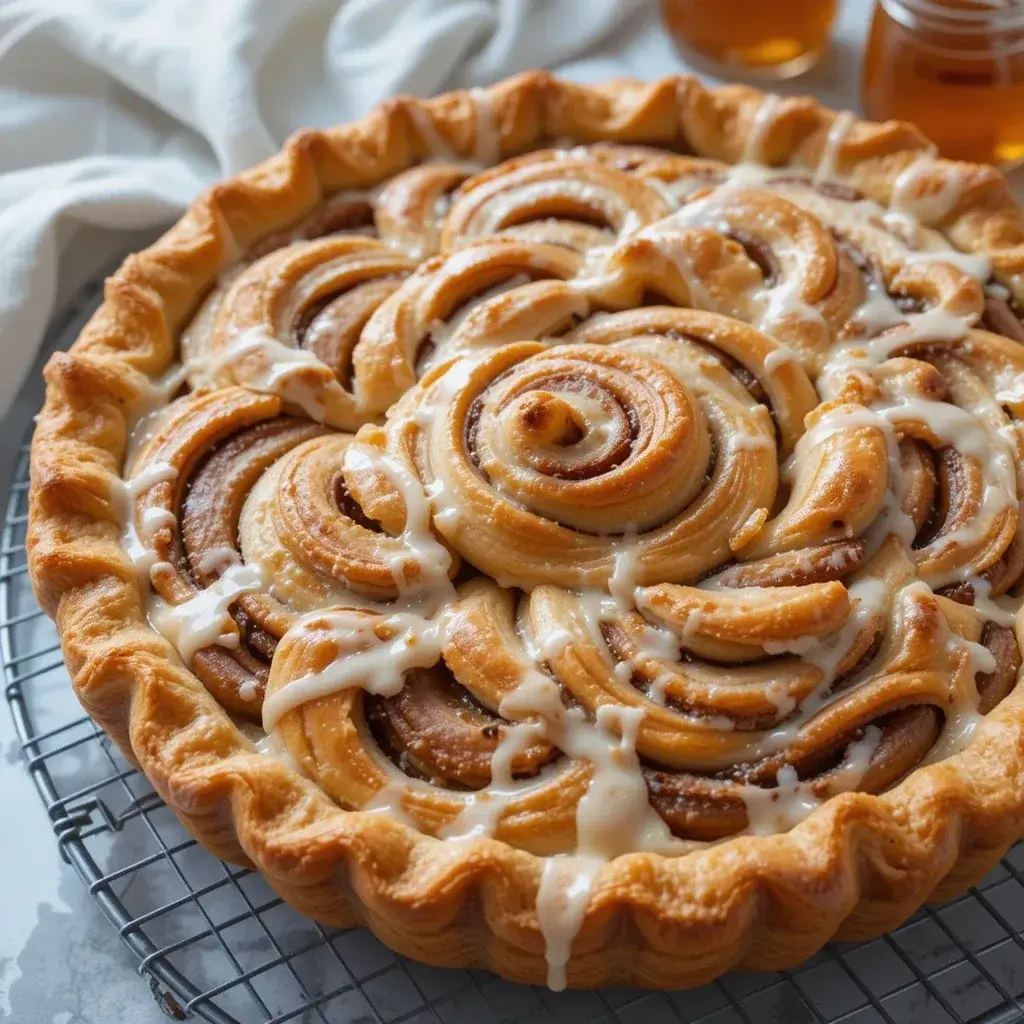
xmin=117 ymin=123 xmax=1024 ymax=900
xmin=31 ymin=73 xmax=1024 ymax=992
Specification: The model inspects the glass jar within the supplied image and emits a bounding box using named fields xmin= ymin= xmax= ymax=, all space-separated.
xmin=660 ymin=0 xmax=838 ymax=79
xmin=863 ymin=0 xmax=1024 ymax=166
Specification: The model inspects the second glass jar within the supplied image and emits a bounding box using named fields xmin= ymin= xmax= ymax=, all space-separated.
xmin=863 ymin=0 xmax=1024 ymax=166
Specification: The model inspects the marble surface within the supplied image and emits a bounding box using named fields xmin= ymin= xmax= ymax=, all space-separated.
xmin=0 ymin=4 xmax=1006 ymax=1023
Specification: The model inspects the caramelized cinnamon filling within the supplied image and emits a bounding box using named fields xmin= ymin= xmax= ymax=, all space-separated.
xmin=981 ymin=294 xmax=1024 ymax=343
xmin=835 ymin=234 xmax=932 ymax=322
xmin=247 ymin=199 xmax=376 ymax=260
xmin=331 ymin=473 xmax=383 ymax=533
xmin=463 ymin=394 xmax=486 ymax=474
xmin=294 ymin=275 xmax=405 ymax=389
xmin=365 ymin=667 xmax=556 ymax=789
xmin=177 ymin=416 xmax=326 ymax=712
xmin=936 ymin=580 xmax=976 ymax=605
xmin=912 ymin=446 xmax=967 ymax=550
xmin=644 ymin=705 xmax=941 ymax=841
xmin=771 ymin=174 xmax=864 ymax=203
xmin=182 ymin=417 xmax=326 ymax=585
xmin=499 ymin=200 xmax=615 ymax=233
xmin=726 ymin=230 xmax=780 ymax=287
xmin=977 ymin=622 xmax=1021 ymax=714
xmin=151 ymin=133 xmax=1024 ymax=854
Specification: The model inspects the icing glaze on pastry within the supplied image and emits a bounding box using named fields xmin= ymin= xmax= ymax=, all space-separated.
xmin=38 ymin=78 xmax=1024 ymax=990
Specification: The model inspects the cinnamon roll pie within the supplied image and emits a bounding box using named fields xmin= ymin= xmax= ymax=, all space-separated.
xmin=28 ymin=72 xmax=1024 ymax=990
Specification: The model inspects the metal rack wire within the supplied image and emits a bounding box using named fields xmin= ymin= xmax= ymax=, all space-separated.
xmin=6 ymin=269 xmax=1024 ymax=1024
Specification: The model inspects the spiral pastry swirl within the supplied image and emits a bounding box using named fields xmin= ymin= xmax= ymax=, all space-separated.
xmin=111 ymin=130 xmax=1024 ymax=866
xmin=36 ymin=72 xmax=1024 ymax=994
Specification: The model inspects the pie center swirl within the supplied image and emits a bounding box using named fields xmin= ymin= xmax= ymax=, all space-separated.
xmin=121 ymin=134 xmax=1024 ymax=900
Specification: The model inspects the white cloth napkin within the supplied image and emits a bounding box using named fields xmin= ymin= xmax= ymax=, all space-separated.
xmin=0 ymin=0 xmax=661 ymax=416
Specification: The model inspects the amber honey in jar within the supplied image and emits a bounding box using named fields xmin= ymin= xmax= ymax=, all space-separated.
xmin=661 ymin=0 xmax=838 ymax=79
xmin=863 ymin=0 xmax=1024 ymax=166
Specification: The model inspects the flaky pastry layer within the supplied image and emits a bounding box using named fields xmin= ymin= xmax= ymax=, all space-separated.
xmin=27 ymin=71 xmax=1024 ymax=988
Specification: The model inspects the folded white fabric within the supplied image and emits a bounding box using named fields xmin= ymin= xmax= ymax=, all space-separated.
xmin=0 ymin=0 xmax=659 ymax=416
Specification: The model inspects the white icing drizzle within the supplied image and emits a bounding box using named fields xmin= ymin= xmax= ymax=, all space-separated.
xmin=962 ymin=574 xmax=1017 ymax=628
xmin=536 ymin=855 xmax=603 ymax=992
xmin=787 ymin=402 xmax=916 ymax=554
xmin=124 ymin=364 xmax=188 ymax=471
xmin=740 ymin=725 xmax=882 ymax=834
xmin=438 ymin=720 xmax=549 ymax=841
xmin=644 ymin=175 xmax=682 ymax=211
xmin=140 ymin=506 xmax=177 ymax=537
xmin=655 ymin=191 xmax=830 ymax=341
xmin=608 ymin=535 xmax=640 ymax=611
xmin=210 ymin=327 xmax=328 ymax=421
xmin=603 ymin=536 xmax=690 ymax=705
xmin=261 ymin=609 xmax=445 ymax=732
xmin=743 ymin=94 xmax=781 ymax=165
xmin=260 ymin=433 xmax=459 ymax=731
xmin=124 ymin=461 xmax=177 ymax=498
xmin=452 ymin=548 xmax=698 ymax=988
xmin=763 ymin=345 xmax=798 ymax=374
xmin=405 ymin=100 xmax=457 ymax=161
xmin=904 ymin=249 xmax=991 ymax=283
xmin=341 ymin=443 xmax=455 ymax=598
xmin=815 ymin=111 xmax=855 ymax=184
xmin=255 ymin=731 xmax=309 ymax=776
xmin=120 ymin=123 xmax=1024 ymax=994
xmin=921 ymin=592 xmax=999 ymax=765
xmin=470 ymin=86 xmax=500 ymax=166
xmin=110 ymin=461 xmax=178 ymax=586
xmin=726 ymin=160 xmax=776 ymax=190
xmin=730 ymin=431 xmax=775 ymax=452
xmin=820 ymin=297 xmax=975 ymax=404
xmin=758 ymin=577 xmax=891 ymax=755
xmin=195 ymin=545 xmax=242 ymax=576
xmin=148 ymin=562 xmax=263 ymax=666
xmin=881 ymin=209 xmax=925 ymax=249
xmin=636 ymin=227 xmax=714 ymax=310
xmin=755 ymin=274 xmax=828 ymax=339
xmin=360 ymin=775 xmax=422 ymax=830
xmin=882 ymin=400 xmax=1016 ymax=577
xmin=892 ymin=156 xmax=962 ymax=225
xmin=499 ymin=671 xmax=681 ymax=989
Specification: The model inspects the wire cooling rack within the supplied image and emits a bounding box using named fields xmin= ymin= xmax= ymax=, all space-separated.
xmin=7 ymin=269 xmax=1024 ymax=1024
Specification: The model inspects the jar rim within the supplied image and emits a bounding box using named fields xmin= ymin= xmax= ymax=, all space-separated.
xmin=882 ymin=0 xmax=1024 ymax=31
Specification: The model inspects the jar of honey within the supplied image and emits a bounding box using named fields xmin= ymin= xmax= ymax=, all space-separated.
xmin=660 ymin=0 xmax=838 ymax=79
xmin=863 ymin=0 xmax=1024 ymax=166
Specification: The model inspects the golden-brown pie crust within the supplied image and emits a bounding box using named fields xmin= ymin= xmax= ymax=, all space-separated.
xmin=27 ymin=71 xmax=1024 ymax=989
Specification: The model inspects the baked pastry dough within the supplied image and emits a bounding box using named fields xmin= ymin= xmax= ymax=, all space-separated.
xmin=28 ymin=72 xmax=1024 ymax=990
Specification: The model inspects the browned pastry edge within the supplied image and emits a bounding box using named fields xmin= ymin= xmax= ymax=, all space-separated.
xmin=27 ymin=70 xmax=1024 ymax=989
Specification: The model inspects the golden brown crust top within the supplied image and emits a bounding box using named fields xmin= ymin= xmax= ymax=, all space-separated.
xmin=27 ymin=70 xmax=1024 ymax=989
